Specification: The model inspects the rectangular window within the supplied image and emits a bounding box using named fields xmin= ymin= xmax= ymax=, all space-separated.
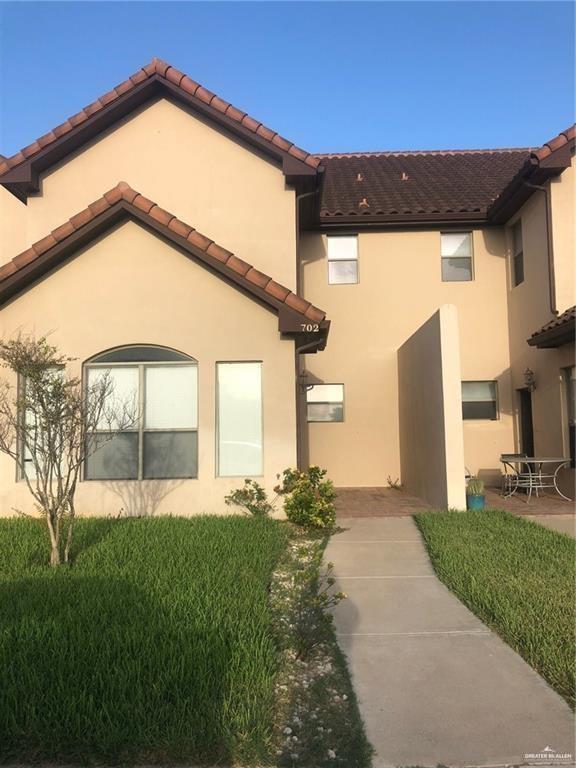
xmin=307 ymin=384 xmax=344 ymax=422
xmin=512 ymin=220 xmax=524 ymax=286
xmin=461 ymin=381 xmax=498 ymax=420
xmin=441 ymin=232 xmax=473 ymax=282
xmin=85 ymin=363 xmax=198 ymax=480
xmin=217 ymin=362 xmax=263 ymax=476
xmin=327 ymin=235 xmax=358 ymax=284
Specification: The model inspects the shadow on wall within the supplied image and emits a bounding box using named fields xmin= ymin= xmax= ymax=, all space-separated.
xmin=103 ymin=479 xmax=185 ymax=517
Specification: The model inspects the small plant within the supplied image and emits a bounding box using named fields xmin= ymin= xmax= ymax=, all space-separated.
xmin=386 ymin=475 xmax=403 ymax=490
xmin=467 ymin=477 xmax=485 ymax=496
xmin=294 ymin=557 xmax=346 ymax=659
xmin=275 ymin=466 xmax=337 ymax=531
xmin=225 ymin=479 xmax=273 ymax=517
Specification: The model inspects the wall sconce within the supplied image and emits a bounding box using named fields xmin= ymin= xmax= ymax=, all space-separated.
xmin=524 ymin=367 xmax=537 ymax=392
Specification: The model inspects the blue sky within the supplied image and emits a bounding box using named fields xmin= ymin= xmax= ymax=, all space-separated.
xmin=0 ymin=2 xmax=574 ymax=156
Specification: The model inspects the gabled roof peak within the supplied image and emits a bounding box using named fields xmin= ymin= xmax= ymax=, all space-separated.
xmin=0 ymin=182 xmax=328 ymax=350
xmin=0 ymin=59 xmax=320 ymax=200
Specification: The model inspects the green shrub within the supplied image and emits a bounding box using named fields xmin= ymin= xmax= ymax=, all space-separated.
xmin=224 ymin=479 xmax=273 ymax=517
xmin=275 ymin=466 xmax=336 ymax=530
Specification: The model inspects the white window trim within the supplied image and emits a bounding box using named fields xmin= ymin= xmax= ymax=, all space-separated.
xmin=440 ymin=231 xmax=474 ymax=282
xmin=306 ymin=383 xmax=345 ymax=423
xmin=327 ymin=235 xmax=359 ymax=285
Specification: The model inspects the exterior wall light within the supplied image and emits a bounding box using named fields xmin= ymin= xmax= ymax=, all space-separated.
xmin=524 ymin=367 xmax=537 ymax=391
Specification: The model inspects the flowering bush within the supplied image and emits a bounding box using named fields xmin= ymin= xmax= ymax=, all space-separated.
xmin=224 ymin=479 xmax=273 ymax=517
xmin=275 ymin=466 xmax=337 ymax=531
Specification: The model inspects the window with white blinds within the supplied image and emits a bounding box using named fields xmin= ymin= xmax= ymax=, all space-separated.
xmin=84 ymin=347 xmax=198 ymax=480
xmin=217 ymin=362 xmax=263 ymax=476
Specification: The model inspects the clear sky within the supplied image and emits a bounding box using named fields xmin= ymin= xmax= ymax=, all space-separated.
xmin=0 ymin=1 xmax=574 ymax=157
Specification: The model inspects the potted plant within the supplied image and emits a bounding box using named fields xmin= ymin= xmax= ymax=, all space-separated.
xmin=466 ymin=477 xmax=485 ymax=511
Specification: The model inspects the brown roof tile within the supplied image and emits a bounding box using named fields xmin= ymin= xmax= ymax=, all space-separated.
xmin=0 ymin=182 xmax=327 ymax=329
xmin=148 ymin=205 xmax=175 ymax=227
xmin=169 ymin=218 xmax=193 ymax=239
xmin=530 ymin=306 xmax=576 ymax=337
xmin=527 ymin=306 xmax=575 ymax=348
xmin=531 ymin=125 xmax=576 ymax=162
xmin=187 ymin=230 xmax=212 ymax=251
xmin=316 ymin=149 xmax=533 ymax=219
xmin=32 ymin=234 xmax=58 ymax=256
xmin=0 ymin=261 xmax=17 ymax=281
xmin=206 ymin=242 xmax=232 ymax=263
xmin=0 ymin=58 xmax=320 ymax=179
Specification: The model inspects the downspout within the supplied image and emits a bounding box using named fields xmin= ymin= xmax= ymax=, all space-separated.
xmin=524 ymin=181 xmax=557 ymax=315
xmin=294 ymin=188 xmax=319 ymax=469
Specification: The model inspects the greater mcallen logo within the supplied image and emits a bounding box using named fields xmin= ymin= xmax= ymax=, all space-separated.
xmin=524 ymin=745 xmax=573 ymax=761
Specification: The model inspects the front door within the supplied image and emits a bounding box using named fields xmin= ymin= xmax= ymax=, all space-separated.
xmin=519 ymin=388 xmax=534 ymax=457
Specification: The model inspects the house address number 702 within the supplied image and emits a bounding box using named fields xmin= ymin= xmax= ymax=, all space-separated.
xmin=301 ymin=323 xmax=320 ymax=332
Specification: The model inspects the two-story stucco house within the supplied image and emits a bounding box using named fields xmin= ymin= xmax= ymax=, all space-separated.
xmin=0 ymin=59 xmax=574 ymax=515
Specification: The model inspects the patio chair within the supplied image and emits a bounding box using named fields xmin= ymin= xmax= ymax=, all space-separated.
xmin=500 ymin=453 xmax=532 ymax=497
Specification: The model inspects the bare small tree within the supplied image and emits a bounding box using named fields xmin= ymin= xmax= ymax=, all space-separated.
xmin=0 ymin=335 xmax=137 ymax=566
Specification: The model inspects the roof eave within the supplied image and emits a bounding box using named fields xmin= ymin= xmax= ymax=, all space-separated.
xmin=488 ymin=142 xmax=574 ymax=224
xmin=527 ymin=319 xmax=575 ymax=349
xmin=312 ymin=210 xmax=488 ymax=230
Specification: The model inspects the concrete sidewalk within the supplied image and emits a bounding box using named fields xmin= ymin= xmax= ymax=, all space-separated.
xmin=526 ymin=514 xmax=575 ymax=538
xmin=326 ymin=517 xmax=575 ymax=768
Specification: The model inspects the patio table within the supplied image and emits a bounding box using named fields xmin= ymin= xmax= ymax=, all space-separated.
xmin=501 ymin=456 xmax=572 ymax=502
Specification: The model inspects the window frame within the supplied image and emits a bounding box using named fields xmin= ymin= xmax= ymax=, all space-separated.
xmin=511 ymin=219 xmax=524 ymax=287
xmin=326 ymin=235 xmax=359 ymax=285
xmin=84 ymin=356 xmax=199 ymax=481
xmin=440 ymin=231 xmax=474 ymax=282
xmin=306 ymin=383 xmax=345 ymax=423
xmin=461 ymin=380 xmax=499 ymax=421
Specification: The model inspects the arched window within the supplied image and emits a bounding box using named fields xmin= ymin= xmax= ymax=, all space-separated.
xmin=84 ymin=346 xmax=198 ymax=481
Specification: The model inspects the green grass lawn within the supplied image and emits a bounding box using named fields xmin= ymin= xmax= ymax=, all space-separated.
xmin=0 ymin=515 xmax=289 ymax=764
xmin=414 ymin=510 xmax=575 ymax=707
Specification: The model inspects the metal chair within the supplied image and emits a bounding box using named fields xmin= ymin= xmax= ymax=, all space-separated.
xmin=500 ymin=453 xmax=532 ymax=497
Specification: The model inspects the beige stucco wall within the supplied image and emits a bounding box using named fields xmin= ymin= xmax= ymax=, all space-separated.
xmin=0 ymin=221 xmax=297 ymax=517
xmin=550 ymin=159 xmax=575 ymax=314
xmin=398 ymin=306 xmax=466 ymax=508
xmin=0 ymin=98 xmax=297 ymax=290
xmin=0 ymin=186 xmax=27 ymax=260
xmin=506 ymin=159 xmax=575 ymax=497
xmin=301 ymin=227 xmax=513 ymax=488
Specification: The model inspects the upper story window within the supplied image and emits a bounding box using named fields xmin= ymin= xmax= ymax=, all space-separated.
xmin=512 ymin=220 xmax=524 ymax=286
xmin=441 ymin=232 xmax=473 ymax=282
xmin=327 ymin=235 xmax=358 ymax=284
xmin=84 ymin=346 xmax=198 ymax=481
xmin=461 ymin=381 xmax=498 ymax=420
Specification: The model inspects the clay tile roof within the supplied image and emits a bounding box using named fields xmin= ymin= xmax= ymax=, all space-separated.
xmin=531 ymin=125 xmax=576 ymax=162
xmin=0 ymin=182 xmax=327 ymax=330
xmin=315 ymin=149 xmax=532 ymax=219
xmin=528 ymin=306 xmax=575 ymax=348
xmin=0 ymin=58 xmax=319 ymax=178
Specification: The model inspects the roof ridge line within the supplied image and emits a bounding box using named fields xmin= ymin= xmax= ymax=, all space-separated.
xmin=315 ymin=147 xmax=534 ymax=158
xmin=0 ymin=181 xmax=326 ymax=324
